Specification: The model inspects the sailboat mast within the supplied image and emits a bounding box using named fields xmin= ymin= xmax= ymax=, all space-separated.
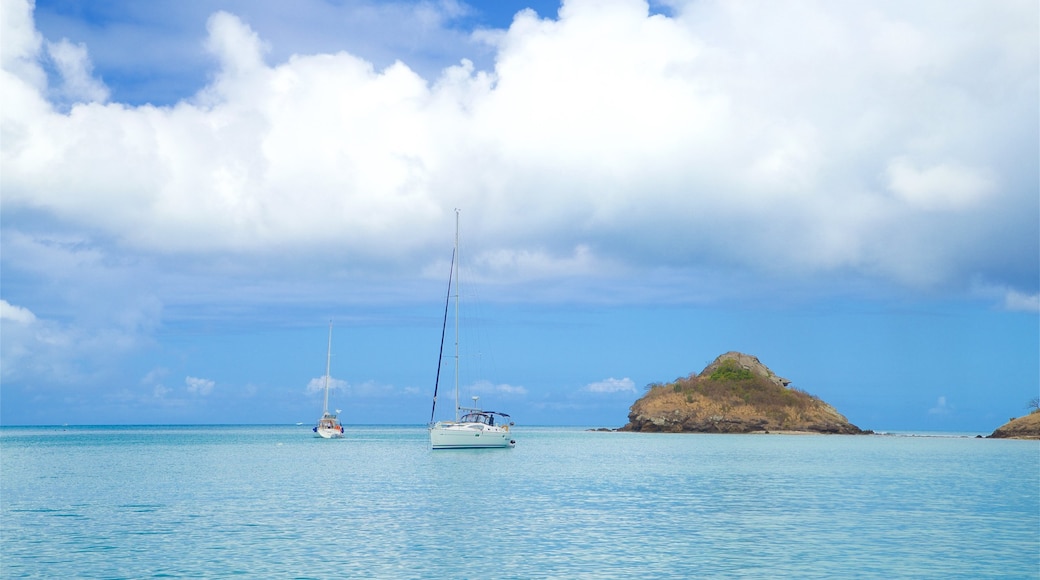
xmin=323 ymin=320 xmax=332 ymax=414
xmin=453 ymin=208 xmax=460 ymax=422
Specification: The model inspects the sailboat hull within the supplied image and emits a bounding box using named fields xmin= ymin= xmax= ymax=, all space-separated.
xmin=430 ymin=422 xmax=514 ymax=449
xmin=315 ymin=427 xmax=344 ymax=439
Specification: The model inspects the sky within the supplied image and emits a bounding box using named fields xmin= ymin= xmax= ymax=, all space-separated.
xmin=1 ymin=0 xmax=1037 ymax=432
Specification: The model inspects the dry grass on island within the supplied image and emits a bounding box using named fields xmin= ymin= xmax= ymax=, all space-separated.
xmin=988 ymin=407 xmax=1040 ymax=440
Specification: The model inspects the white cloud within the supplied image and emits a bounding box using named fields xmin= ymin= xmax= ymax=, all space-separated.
xmin=185 ymin=376 xmax=215 ymax=396
xmin=968 ymin=282 xmax=1040 ymax=313
xmin=585 ymin=377 xmax=636 ymax=394
xmin=204 ymin=11 xmax=269 ymax=83
xmin=467 ymin=244 xmax=615 ymax=284
xmin=0 ymin=0 xmax=1035 ymax=304
xmin=306 ymin=376 xmax=349 ymax=394
xmin=45 ymin=38 xmax=109 ymax=105
xmin=0 ymin=0 xmax=45 ymax=91
xmin=0 ymin=299 xmax=36 ymax=324
xmin=0 ymin=292 xmax=158 ymax=386
xmin=0 ymin=230 xmax=164 ymax=387
xmin=467 ymin=379 xmax=528 ymax=397
xmin=1004 ymin=290 xmax=1040 ymax=313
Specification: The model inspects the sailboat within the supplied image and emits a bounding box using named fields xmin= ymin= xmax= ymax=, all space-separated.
xmin=313 ymin=321 xmax=345 ymax=439
xmin=429 ymin=209 xmax=515 ymax=449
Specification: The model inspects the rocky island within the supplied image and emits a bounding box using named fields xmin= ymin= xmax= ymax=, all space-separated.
xmin=620 ymin=352 xmax=869 ymax=434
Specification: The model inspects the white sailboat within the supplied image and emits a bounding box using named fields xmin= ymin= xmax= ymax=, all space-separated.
xmin=429 ymin=209 xmax=515 ymax=449
xmin=313 ymin=321 xmax=345 ymax=439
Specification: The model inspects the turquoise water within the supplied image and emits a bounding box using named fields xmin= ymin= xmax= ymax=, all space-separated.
xmin=2 ymin=425 xmax=1038 ymax=578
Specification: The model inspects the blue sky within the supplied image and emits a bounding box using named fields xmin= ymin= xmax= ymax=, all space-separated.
xmin=1 ymin=0 xmax=1037 ymax=432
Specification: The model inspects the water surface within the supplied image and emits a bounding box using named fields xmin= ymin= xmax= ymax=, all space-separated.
xmin=2 ymin=425 xmax=1037 ymax=578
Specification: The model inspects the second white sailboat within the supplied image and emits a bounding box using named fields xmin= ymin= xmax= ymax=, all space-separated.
xmin=314 ymin=321 xmax=345 ymax=439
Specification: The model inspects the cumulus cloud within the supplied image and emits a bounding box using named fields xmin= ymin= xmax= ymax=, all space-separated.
xmin=1004 ymin=290 xmax=1040 ymax=313
xmin=585 ymin=377 xmax=636 ymax=393
xmin=0 ymin=291 xmax=159 ymax=387
xmin=0 ymin=229 xmax=164 ymax=386
xmin=0 ymin=299 xmax=36 ymax=324
xmin=186 ymin=376 xmax=215 ymax=396
xmin=306 ymin=376 xmax=349 ymax=394
xmin=0 ymin=0 xmax=45 ymax=90
xmin=0 ymin=0 xmax=1036 ymax=306
xmin=45 ymin=38 xmax=110 ymax=105
xmin=468 ymin=379 xmax=528 ymax=397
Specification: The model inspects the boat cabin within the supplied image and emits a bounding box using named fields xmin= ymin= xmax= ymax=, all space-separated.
xmin=315 ymin=412 xmax=344 ymax=434
xmin=460 ymin=412 xmax=495 ymax=426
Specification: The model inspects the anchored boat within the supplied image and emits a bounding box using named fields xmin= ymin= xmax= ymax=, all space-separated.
xmin=313 ymin=321 xmax=345 ymax=439
xmin=428 ymin=209 xmax=515 ymax=449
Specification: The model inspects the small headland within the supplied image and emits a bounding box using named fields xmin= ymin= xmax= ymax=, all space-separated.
xmin=619 ymin=352 xmax=870 ymax=434
xmin=988 ymin=410 xmax=1040 ymax=440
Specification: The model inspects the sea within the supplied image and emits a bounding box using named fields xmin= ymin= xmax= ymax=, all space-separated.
xmin=1 ymin=425 xmax=1038 ymax=579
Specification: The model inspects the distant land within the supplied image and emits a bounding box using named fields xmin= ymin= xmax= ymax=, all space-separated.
xmin=988 ymin=410 xmax=1040 ymax=440
xmin=619 ymin=352 xmax=870 ymax=434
